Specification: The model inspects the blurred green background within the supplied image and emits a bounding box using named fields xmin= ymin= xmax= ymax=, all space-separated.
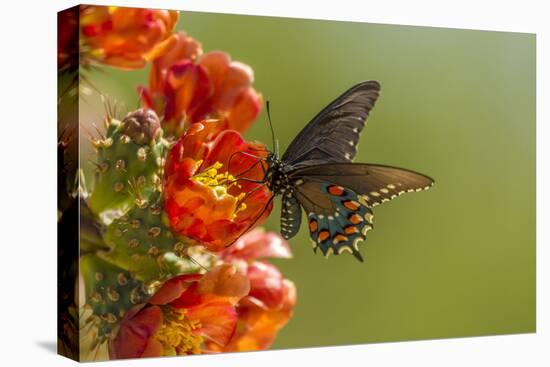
xmin=80 ymin=12 xmax=536 ymax=349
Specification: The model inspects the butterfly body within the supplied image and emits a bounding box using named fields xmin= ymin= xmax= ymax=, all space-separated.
xmin=261 ymin=81 xmax=434 ymax=262
xmin=265 ymin=154 xmax=292 ymax=195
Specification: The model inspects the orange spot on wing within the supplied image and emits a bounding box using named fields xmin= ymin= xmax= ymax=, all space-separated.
xmin=344 ymin=226 xmax=358 ymax=235
xmin=333 ymin=234 xmax=348 ymax=244
xmin=309 ymin=220 xmax=318 ymax=233
xmin=318 ymin=230 xmax=330 ymax=242
xmin=349 ymin=214 xmax=363 ymax=224
xmin=328 ymin=185 xmax=345 ymax=196
xmin=343 ymin=200 xmax=360 ymax=211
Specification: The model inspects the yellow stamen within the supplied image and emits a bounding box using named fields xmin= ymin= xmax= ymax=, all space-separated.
xmin=237 ymin=201 xmax=247 ymax=213
xmin=192 ymin=162 xmax=237 ymax=190
xmin=190 ymin=161 xmax=251 ymax=216
xmin=154 ymin=308 xmax=203 ymax=355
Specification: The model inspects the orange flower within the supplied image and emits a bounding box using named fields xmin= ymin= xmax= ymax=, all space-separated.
xmin=211 ymin=229 xmax=296 ymax=352
xmin=164 ymin=120 xmax=272 ymax=252
xmin=145 ymin=32 xmax=203 ymax=104
xmin=110 ymin=264 xmax=250 ymax=358
xmin=198 ymin=52 xmax=263 ymax=134
xmin=140 ymin=36 xmax=262 ymax=136
xmin=80 ymin=5 xmax=179 ymax=70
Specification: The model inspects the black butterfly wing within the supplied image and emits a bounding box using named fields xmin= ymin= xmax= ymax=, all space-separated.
xmin=289 ymin=163 xmax=434 ymax=207
xmin=282 ymin=81 xmax=380 ymax=168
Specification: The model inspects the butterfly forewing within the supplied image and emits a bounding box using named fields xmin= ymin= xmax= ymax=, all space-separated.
xmin=290 ymin=163 xmax=434 ymax=207
xmin=282 ymin=81 xmax=381 ymax=168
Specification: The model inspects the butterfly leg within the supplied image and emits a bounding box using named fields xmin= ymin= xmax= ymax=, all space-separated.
xmin=234 ymin=157 xmax=268 ymax=179
xmin=227 ymin=150 xmax=267 ymax=175
xmin=238 ymin=182 xmax=269 ymax=206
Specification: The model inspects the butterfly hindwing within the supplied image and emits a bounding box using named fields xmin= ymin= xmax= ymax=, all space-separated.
xmin=290 ymin=163 xmax=434 ymax=207
xmin=280 ymin=194 xmax=302 ymax=240
xmin=282 ymin=81 xmax=381 ymax=168
xmin=294 ymin=181 xmax=374 ymax=262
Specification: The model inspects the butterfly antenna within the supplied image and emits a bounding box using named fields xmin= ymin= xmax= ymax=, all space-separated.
xmin=266 ymin=100 xmax=279 ymax=156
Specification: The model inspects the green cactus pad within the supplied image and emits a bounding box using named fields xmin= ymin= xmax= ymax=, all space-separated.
xmin=80 ymin=254 xmax=150 ymax=338
xmin=87 ymin=108 xmax=169 ymax=221
xmin=101 ymin=191 xmax=201 ymax=282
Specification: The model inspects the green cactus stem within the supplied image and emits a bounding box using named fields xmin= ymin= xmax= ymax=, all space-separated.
xmin=87 ymin=108 xmax=169 ymax=221
xmin=80 ymin=254 xmax=150 ymax=339
xmin=100 ymin=191 xmax=201 ymax=282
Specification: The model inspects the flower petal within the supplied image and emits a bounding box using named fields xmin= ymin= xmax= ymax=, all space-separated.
xmin=149 ymin=32 xmax=203 ymax=93
xmin=164 ymin=61 xmax=212 ymax=125
xmin=198 ymin=263 xmax=250 ymax=300
xmin=199 ymin=51 xmax=231 ymax=91
xmin=226 ymin=88 xmax=262 ymax=133
xmin=149 ymin=274 xmax=202 ymax=305
xmin=187 ymin=300 xmax=238 ymax=346
xmin=110 ymin=305 xmax=163 ymax=359
xmin=140 ymin=338 xmax=164 ymax=358
xmin=169 ymin=282 xmax=204 ymax=310
xmin=222 ymin=228 xmax=292 ymax=262
xmin=217 ymin=279 xmax=296 ymax=352
xmin=81 ymin=6 xmax=178 ymax=70
xmin=169 ymin=265 xmax=249 ymax=309
xmin=213 ymin=61 xmax=254 ymax=111
xmin=247 ymin=261 xmax=285 ymax=309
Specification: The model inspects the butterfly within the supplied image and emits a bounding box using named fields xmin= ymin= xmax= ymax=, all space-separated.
xmin=259 ymin=81 xmax=434 ymax=262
